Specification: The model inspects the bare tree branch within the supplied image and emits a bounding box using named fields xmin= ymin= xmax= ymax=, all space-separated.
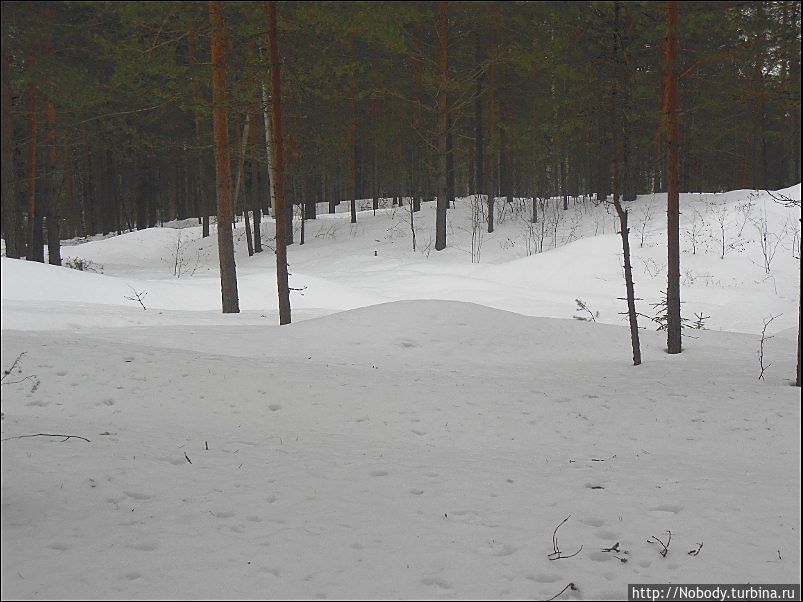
xmin=2 ymin=433 xmax=90 ymax=443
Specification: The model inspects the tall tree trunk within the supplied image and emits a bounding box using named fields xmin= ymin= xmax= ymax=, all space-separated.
xmin=595 ymin=83 xmax=611 ymax=203
xmin=266 ymin=0 xmax=291 ymax=325
xmin=306 ymin=177 xmax=317 ymax=220
xmin=188 ymin=32 xmax=210 ymax=238
xmin=1 ymin=44 xmax=20 ymax=258
xmin=486 ymin=20 xmax=497 ymax=234
xmin=621 ymin=5 xmax=637 ymax=203
xmin=260 ymin=78 xmax=275 ymax=218
xmin=63 ymin=130 xmax=76 ymax=239
xmin=446 ymin=110 xmax=455 ymax=208
xmin=612 ymin=1 xmax=642 ymax=366
xmin=44 ymin=98 xmax=61 ymax=265
xmin=791 ymin=10 xmax=801 ymax=185
xmin=499 ymin=57 xmax=512 ymax=210
xmin=614 ymin=200 xmax=642 ymax=366
xmin=751 ymin=2 xmax=768 ymax=189
xmin=79 ymin=123 xmax=94 ymax=235
xmin=411 ymin=23 xmax=423 ymax=213
xmin=663 ymin=0 xmax=681 ymax=354
xmin=135 ymin=156 xmax=147 ymax=231
xmin=91 ymin=127 xmax=105 ymax=234
xmin=434 ymin=1 xmax=448 ymax=251
xmin=209 ymin=0 xmax=240 ymax=314
xmin=474 ymin=30 xmax=485 ymax=200
xmin=233 ymin=114 xmax=254 ymax=256
xmin=797 ymin=249 xmax=801 ymax=386
xmin=372 ymin=100 xmax=379 ymax=213
xmin=26 ymin=83 xmax=44 ymax=262
xmin=108 ymin=151 xmax=121 ymax=234
xmin=251 ymin=145 xmax=263 ymax=252
xmin=348 ymin=29 xmax=359 ymax=225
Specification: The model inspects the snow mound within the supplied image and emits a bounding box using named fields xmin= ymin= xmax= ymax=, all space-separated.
xmin=2 ymin=297 xmax=799 ymax=599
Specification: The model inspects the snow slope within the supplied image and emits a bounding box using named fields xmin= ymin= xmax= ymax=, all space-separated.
xmin=5 ymin=187 xmax=799 ymax=335
xmin=1 ymin=187 xmax=801 ymax=600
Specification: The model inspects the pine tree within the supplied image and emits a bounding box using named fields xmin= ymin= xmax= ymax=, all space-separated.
xmin=209 ymin=0 xmax=239 ymax=314
xmin=1 ymin=34 xmax=20 ymax=258
xmin=435 ymin=1 xmax=449 ymax=251
xmin=663 ymin=0 xmax=681 ymax=354
xmin=266 ymin=0 xmax=291 ymax=326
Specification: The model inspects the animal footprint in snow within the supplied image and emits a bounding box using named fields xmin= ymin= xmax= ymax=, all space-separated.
xmin=123 ymin=571 xmax=143 ymax=580
xmin=528 ymin=574 xmax=562 ymax=584
xmin=490 ymin=542 xmax=516 ymax=557
xmin=131 ymin=542 xmax=159 ymax=552
xmin=597 ymin=530 xmax=619 ymax=540
xmin=648 ymin=504 xmax=682 ymax=515
xmin=124 ymin=491 xmax=153 ymax=501
xmin=156 ymin=456 xmax=185 ymax=466
xmin=49 ymin=543 xmax=70 ymax=552
xmin=421 ymin=577 xmax=452 ymax=589
xmin=448 ymin=509 xmax=483 ymax=524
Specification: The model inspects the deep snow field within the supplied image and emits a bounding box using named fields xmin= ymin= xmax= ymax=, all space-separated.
xmin=1 ymin=187 xmax=801 ymax=600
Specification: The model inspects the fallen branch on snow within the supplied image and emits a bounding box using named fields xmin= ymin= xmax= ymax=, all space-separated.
xmin=648 ymin=530 xmax=671 ymax=557
xmin=1 ymin=433 xmax=91 ymax=443
xmin=543 ymin=582 xmax=577 ymax=601
xmin=124 ymin=287 xmax=148 ymax=310
xmin=548 ymin=515 xmax=583 ymax=560
xmin=1 ymin=352 xmax=40 ymax=393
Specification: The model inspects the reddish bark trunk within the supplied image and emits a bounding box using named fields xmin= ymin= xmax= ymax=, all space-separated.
xmin=209 ymin=0 xmax=240 ymax=313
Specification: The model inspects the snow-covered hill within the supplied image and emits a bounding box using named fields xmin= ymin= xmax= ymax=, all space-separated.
xmin=2 ymin=187 xmax=800 ymax=599
xmin=4 ymin=187 xmax=800 ymax=334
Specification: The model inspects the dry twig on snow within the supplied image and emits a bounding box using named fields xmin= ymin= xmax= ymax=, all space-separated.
xmin=543 ymin=582 xmax=577 ymax=601
xmin=1 ymin=433 xmax=90 ymax=443
xmin=548 ymin=516 xmax=583 ymax=560
xmin=648 ymin=530 xmax=671 ymax=557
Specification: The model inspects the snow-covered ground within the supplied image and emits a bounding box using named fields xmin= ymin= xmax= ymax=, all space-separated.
xmin=1 ymin=187 xmax=800 ymax=600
